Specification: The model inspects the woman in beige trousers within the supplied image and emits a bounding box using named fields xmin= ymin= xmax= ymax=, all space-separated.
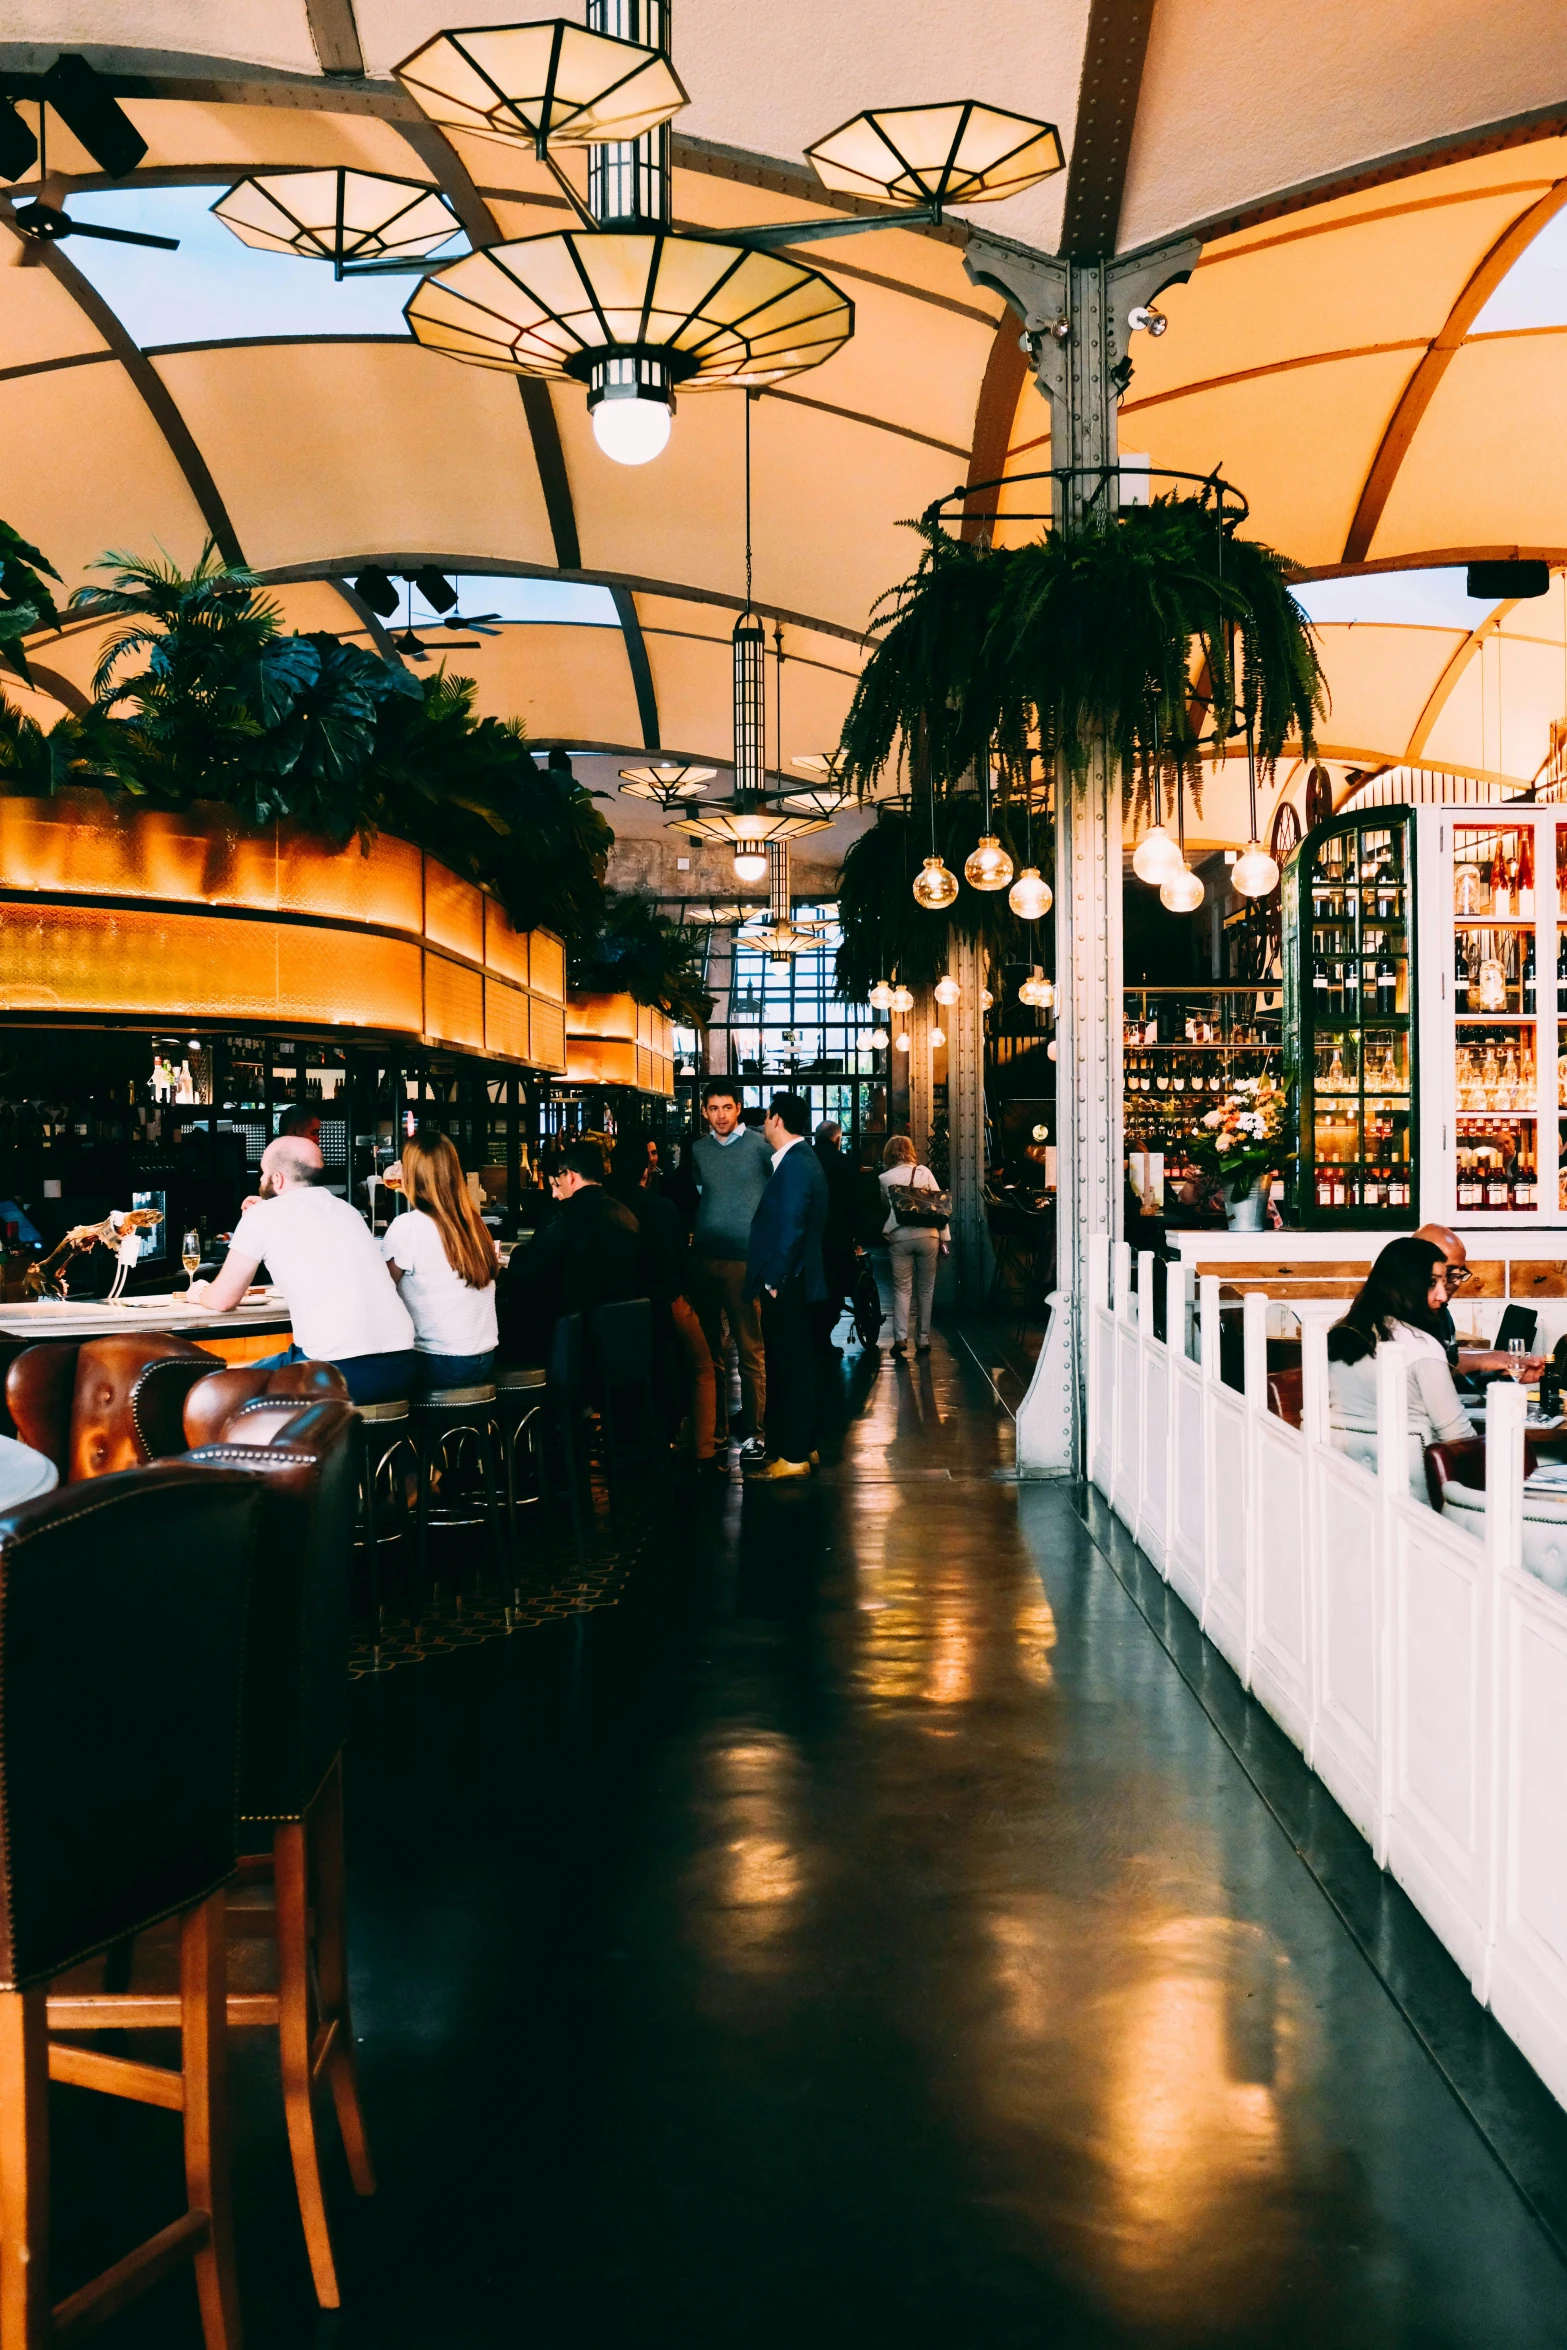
xmin=878 ymin=1135 xmax=946 ymax=1356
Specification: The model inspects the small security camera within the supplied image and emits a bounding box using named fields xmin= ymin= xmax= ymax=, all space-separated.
xmin=1128 ymin=304 xmax=1168 ymax=337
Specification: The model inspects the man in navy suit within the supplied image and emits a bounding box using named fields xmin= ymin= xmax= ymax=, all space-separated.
xmin=744 ymin=1092 xmax=828 ymax=1480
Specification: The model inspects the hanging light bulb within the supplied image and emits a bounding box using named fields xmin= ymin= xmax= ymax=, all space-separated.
xmin=890 ymin=984 xmax=914 ymax=1014
xmin=1160 ymin=863 xmax=1206 ymax=913
xmin=733 ymin=847 xmax=769 ymax=884
xmin=980 ymin=987 xmax=994 ymax=1011
xmin=933 ymin=975 xmax=961 ymax=1005
xmin=1008 ymin=864 xmax=1052 ymax=919
xmin=929 ymin=1025 xmax=947 ymax=1048
xmin=1047 ymin=1039 xmax=1058 ymax=1061
xmin=1231 ymin=840 xmax=1281 ymax=898
xmin=868 ymin=1026 xmax=890 ymax=1050
xmin=893 ymin=1031 xmax=912 ymax=1053
xmin=591 ymin=383 xmax=672 ymax=465
xmin=1018 ymin=966 xmax=1052 ymax=1008
xmin=912 ymin=854 xmax=959 ymax=910
xmin=868 ymin=980 xmax=894 ymax=1011
xmin=1132 ymin=824 xmax=1183 ymax=884
xmin=963 ymin=833 xmax=1014 ymax=891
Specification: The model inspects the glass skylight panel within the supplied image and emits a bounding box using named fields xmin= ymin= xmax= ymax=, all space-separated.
xmin=1472 ymin=208 xmax=1567 ymax=334
xmin=1292 ymin=568 xmax=1500 ymax=630
xmin=405 ymin=576 xmax=618 ymax=628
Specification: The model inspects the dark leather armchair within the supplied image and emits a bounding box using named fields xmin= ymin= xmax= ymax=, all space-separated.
xmin=182 ymin=1358 xmax=349 ymax=1452
xmin=5 ymin=1332 xmax=222 ymax=1483
xmin=0 ymin=1465 xmax=261 ymax=2347
xmin=1424 ymin=1433 xmax=1541 ymax=1510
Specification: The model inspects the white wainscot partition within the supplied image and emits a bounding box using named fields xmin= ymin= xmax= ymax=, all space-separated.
xmin=1085 ymin=1233 xmax=1567 ymax=2111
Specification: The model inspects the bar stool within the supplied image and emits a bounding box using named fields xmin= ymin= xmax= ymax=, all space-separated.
xmin=357 ymin=1398 xmax=416 ymax=1629
xmin=496 ymin=1364 xmax=549 ymax=1546
xmin=0 ymin=1463 xmax=261 ymax=2350
xmin=585 ymin=1298 xmax=662 ymax=1505
xmin=411 ymin=1382 xmax=508 ymax=1590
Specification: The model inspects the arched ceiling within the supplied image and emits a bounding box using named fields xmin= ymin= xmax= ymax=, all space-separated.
xmin=7 ymin=0 xmax=1567 ymax=862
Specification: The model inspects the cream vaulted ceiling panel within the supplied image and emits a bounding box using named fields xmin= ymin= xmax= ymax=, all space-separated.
xmin=442 ymin=619 xmax=642 ymax=747
xmin=1420 ymin=623 xmax=1567 ymax=783
xmin=1125 ymin=348 xmax=1421 ymax=568
xmin=1368 ymin=333 xmax=1567 ymax=562
xmin=1304 ymin=624 xmax=1470 ymax=760
xmin=0 ymin=368 xmax=210 ymax=591
xmin=149 ymin=342 xmax=558 ymax=574
xmin=0 ymin=3 xmax=319 ymax=74
xmin=119 ymin=101 xmax=429 ymax=178
xmin=1121 ymin=0 xmax=1567 ymax=250
xmin=0 ymin=253 xmax=110 ymax=373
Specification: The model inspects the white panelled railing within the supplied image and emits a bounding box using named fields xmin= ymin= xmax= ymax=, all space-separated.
xmin=1087 ymin=1232 xmax=1567 ymax=2113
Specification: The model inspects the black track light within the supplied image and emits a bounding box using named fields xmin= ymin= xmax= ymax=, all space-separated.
xmin=41 ymin=55 xmax=147 ymax=179
xmin=408 ymin=566 xmax=456 ymax=614
xmin=0 ymin=97 xmax=38 ymax=183
xmin=352 ymin=565 xmax=399 ymax=618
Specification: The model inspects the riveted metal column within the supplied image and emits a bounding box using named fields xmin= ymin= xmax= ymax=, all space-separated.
xmin=947 ymin=927 xmax=995 ymax=1308
xmin=907 ymin=990 xmax=934 ymax=1163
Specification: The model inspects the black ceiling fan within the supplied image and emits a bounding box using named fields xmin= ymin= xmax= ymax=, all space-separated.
xmin=393 ymin=627 xmax=484 ymax=659
xmin=7 ymin=61 xmax=179 ymax=262
xmin=441 ymin=611 xmax=502 ymax=634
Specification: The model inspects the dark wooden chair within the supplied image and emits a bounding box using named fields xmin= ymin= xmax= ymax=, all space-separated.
xmin=0 ymin=1465 xmax=260 ymax=2349
xmin=1267 ymin=1368 xmax=1304 ymax=1426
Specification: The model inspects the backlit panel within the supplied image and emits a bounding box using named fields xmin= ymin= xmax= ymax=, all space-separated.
xmin=529 ymin=931 xmax=567 ymax=1002
xmin=485 ymin=977 xmax=530 ymax=1061
xmin=530 ymin=997 xmax=567 ymax=1071
xmin=424 ymin=952 xmax=485 ymax=1049
xmin=423 ymin=861 xmax=484 ymax=963
xmin=484 ymin=902 xmax=531 ymax=985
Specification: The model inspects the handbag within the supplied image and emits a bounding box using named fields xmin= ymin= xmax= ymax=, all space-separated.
xmin=889 ymin=1174 xmax=950 ymax=1230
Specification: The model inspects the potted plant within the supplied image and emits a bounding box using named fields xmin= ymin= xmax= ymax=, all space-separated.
xmin=1190 ymin=1072 xmax=1292 ymax=1230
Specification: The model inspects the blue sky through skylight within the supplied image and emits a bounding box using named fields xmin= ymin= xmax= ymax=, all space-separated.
xmin=1472 ymin=206 xmax=1567 ymax=334
xmin=404 ymin=577 xmax=618 ymax=628
xmin=65 ymin=184 xmax=445 ymax=345
xmin=1291 ymin=568 xmax=1500 ymax=630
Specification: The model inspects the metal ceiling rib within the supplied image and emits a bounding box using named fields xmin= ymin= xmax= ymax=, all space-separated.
xmin=1059 ymin=0 xmax=1157 ymax=261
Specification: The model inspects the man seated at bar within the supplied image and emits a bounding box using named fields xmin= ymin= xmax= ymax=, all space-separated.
xmin=190 ymin=1134 xmax=416 ymax=1402
xmin=495 ymin=1138 xmax=643 ymax=1364
xmin=1415 ymin=1222 xmax=1546 ymax=1383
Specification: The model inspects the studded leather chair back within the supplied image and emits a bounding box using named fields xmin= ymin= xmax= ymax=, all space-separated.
xmin=1424 ymin=1432 xmax=1541 ymax=1511
xmin=0 ymin=1465 xmax=260 ymax=1988
xmin=6 ymin=1334 xmax=222 ymax=1483
xmin=187 ymin=1398 xmax=359 ymax=1826
xmin=182 ymin=1359 xmax=349 ymax=1452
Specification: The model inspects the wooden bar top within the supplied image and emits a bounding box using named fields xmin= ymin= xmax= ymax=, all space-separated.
xmin=0 ymin=1290 xmax=292 ymax=1344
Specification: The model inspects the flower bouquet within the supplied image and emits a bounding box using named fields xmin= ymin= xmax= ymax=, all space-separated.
xmin=1189 ymin=1073 xmax=1292 ymax=1205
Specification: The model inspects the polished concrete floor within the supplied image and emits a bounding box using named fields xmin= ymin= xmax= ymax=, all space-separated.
xmin=57 ymin=1324 xmax=1567 ymax=2346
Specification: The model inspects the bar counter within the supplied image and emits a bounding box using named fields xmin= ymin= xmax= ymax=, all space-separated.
xmin=0 ymin=1288 xmax=292 ymax=1363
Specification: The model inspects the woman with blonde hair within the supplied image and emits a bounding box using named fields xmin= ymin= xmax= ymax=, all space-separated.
xmin=381 ymin=1131 xmax=499 ymax=1391
xmin=878 ymin=1133 xmax=947 ymax=1357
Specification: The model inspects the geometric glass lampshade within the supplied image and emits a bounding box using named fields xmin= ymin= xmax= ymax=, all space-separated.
xmin=405 ymin=231 xmax=853 ymax=392
xmin=806 ymin=101 xmax=1063 ymax=214
xmin=211 ymin=171 xmax=462 ymax=278
xmin=781 ymin=754 xmax=854 ymax=817
xmin=394 ymin=21 xmax=689 ymax=157
xmin=619 ymin=761 xmax=717 ymax=807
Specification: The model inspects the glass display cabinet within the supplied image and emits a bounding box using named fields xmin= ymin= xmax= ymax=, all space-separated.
xmin=1283 ymin=803 xmax=1565 ymax=1229
xmin=1122 ymin=986 xmax=1283 ymax=1182
xmin=1283 ymin=809 xmax=1416 ymax=1225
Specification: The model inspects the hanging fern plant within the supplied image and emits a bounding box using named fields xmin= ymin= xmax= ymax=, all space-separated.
xmin=834 ymin=797 xmax=1046 ymax=998
xmin=836 ymin=496 xmax=1325 ymax=815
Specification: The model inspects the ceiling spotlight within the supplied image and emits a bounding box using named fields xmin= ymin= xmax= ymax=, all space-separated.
xmin=912 ymin=855 xmax=960 ymax=911
xmin=806 ymin=100 xmax=1063 ymax=217
xmin=409 ymin=567 xmax=457 ymax=613
xmin=1231 ymin=841 xmax=1281 ymax=898
xmin=1131 ymin=824 xmax=1183 ymax=884
xmin=0 ymin=97 xmax=39 ymax=182
xmin=868 ymin=981 xmax=894 ymax=1011
xmin=890 ymin=985 xmax=914 ymax=1014
xmin=352 ymin=566 xmax=400 ymax=618
xmin=929 ymin=1025 xmax=946 ymax=1049
xmin=894 ymin=1031 xmax=912 ymax=1054
xmin=1127 ymin=304 xmax=1168 ymax=336
xmin=933 ymin=975 xmax=961 ymax=1005
xmin=1160 ymin=864 xmax=1206 ymax=914
xmin=43 ymin=54 xmax=147 ymax=179
xmin=1008 ymin=864 xmax=1052 ymax=919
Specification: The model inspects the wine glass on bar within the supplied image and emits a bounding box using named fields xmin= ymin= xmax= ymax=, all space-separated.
xmin=182 ymin=1229 xmax=202 ymax=1292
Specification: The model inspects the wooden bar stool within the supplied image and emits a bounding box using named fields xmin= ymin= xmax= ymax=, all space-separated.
xmin=0 ymin=1464 xmax=261 ymax=2349
xmin=72 ymin=1399 xmax=372 ymax=2311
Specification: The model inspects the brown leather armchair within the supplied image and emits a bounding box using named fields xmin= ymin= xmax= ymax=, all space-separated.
xmin=1424 ymin=1432 xmax=1541 ymax=1510
xmin=0 ymin=1464 xmax=261 ymax=2348
xmin=182 ymin=1358 xmax=349 ymax=1451
xmin=6 ymin=1332 xmax=223 ymax=1483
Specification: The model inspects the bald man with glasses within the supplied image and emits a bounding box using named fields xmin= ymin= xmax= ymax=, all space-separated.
xmin=1415 ymin=1223 xmax=1546 ymax=1381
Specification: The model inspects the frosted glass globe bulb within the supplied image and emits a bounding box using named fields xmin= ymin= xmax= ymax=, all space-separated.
xmin=1231 ymin=841 xmax=1281 ymax=898
xmin=1159 ymin=863 xmax=1206 ymax=913
xmin=963 ymin=832 xmax=1014 ymax=892
xmin=868 ymin=981 xmax=894 ymax=1011
xmin=592 ymin=393 xmax=672 ymax=465
xmin=893 ymin=1031 xmax=912 ymax=1053
xmin=890 ymin=984 xmax=914 ymax=1014
xmin=1132 ymin=823 xmax=1182 ymax=884
xmin=733 ymin=848 xmax=769 ymax=884
xmin=912 ymin=855 xmax=959 ymax=910
xmin=868 ymin=1027 xmax=890 ymax=1050
xmin=929 ymin=1026 xmax=946 ymax=1048
xmin=933 ymin=974 xmax=961 ymax=1005
xmin=1008 ymin=864 xmax=1052 ymax=919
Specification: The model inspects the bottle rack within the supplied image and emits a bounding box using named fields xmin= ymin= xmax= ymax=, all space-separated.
xmin=1121 ymin=986 xmax=1282 ymax=1176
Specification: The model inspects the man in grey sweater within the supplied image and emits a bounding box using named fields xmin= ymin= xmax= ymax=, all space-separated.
xmin=691 ymin=1078 xmax=772 ymax=1457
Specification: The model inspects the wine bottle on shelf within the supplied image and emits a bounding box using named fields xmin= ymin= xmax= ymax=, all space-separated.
xmin=1518 ymin=826 xmax=1536 ymax=918
xmin=1456 ymin=932 xmax=1472 ymax=1007
xmin=1524 ymin=931 xmax=1537 ymax=1015
xmin=1490 ymin=837 xmax=1512 ymax=918
xmin=1376 ymin=946 xmax=1397 ymax=1013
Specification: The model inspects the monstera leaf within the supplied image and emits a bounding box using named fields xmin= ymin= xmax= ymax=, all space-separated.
xmin=0 ymin=520 xmax=64 ymax=687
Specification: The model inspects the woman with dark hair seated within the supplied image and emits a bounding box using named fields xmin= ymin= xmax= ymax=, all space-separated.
xmin=1327 ymin=1236 xmax=1473 ymax=1499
